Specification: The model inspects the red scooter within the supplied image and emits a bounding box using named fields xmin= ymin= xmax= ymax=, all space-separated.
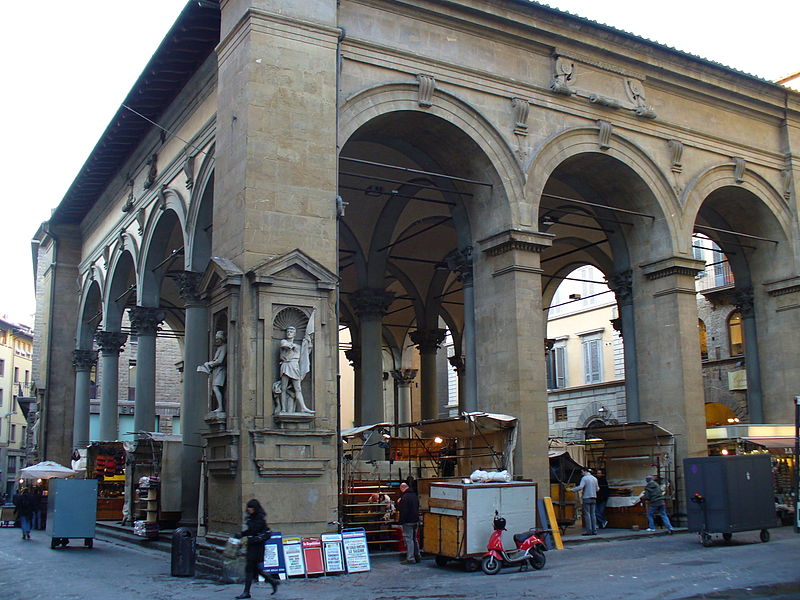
xmin=481 ymin=512 xmax=547 ymax=575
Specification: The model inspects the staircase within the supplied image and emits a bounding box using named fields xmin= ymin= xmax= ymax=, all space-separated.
xmin=341 ymin=480 xmax=401 ymax=552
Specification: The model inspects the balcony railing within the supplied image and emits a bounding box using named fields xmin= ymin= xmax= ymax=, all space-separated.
xmin=695 ymin=260 xmax=734 ymax=292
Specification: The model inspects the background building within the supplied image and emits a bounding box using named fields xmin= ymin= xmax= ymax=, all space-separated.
xmin=0 ymin=317 xmax=34 ymax=498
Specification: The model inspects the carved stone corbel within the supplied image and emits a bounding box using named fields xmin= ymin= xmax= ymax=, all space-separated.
xmin=122 ymin=179 xmax=135 ymax=213
xmin=625 ymin=78 xmax=657 ymax=119
xmin=667 ymin=139 xmax=684 ymax=173
xmin=416 ymin=74 xmax=435 ymax=107
xmin=136 ymin=208 xmax=146 ymax=235
xmin=733 ymin=157 xmax=746 ymax=184
xmin=143 ymin=153 xmax=158 ymax=190
xmin=183 ymin=148 xmax=195 ymax=190
xmin=597 ymin=120 xmax=613 ymax=150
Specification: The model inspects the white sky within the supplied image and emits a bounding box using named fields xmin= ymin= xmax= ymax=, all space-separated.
xmin=1 ymin=0 xmax=797 ymax=327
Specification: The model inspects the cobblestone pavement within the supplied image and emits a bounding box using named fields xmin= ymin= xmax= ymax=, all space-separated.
xmin=0 ymin=525 xmax=798 ymax=600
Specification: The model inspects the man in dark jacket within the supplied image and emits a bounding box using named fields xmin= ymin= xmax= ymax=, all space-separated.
xmin=397 ymin=482 xmax=420 ymax=564
xmin=643 ymin=475 xmax=673 ymax=533
xmin=13 ymin=488 xmax=34 ymax=539
xmin=595 ymin=469 xmax=611 ymax=528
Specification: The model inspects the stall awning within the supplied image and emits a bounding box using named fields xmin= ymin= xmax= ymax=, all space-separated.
xmin=744 ymin=437 xmax=796 ymax=450
xmin=341 ymin=423 xmax=392 ymax=438
xmin=409 ymin=412 xmax=516 ymax=438
xmin=581 ymin=422 xmax=673 ymax=442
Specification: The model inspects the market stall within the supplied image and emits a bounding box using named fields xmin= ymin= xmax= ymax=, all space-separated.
xmin=581 ymin=422 xmax=675 ymax=529
xmin=547 ymin=448 xmax=584 ymax=531
xmin=340 ymin=413 xmax=519 ymax=552
xmin=86 ymin=442 xmax=127 ymax=520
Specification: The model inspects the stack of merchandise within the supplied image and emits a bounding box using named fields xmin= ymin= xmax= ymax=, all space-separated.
xmin=134 ymin=520 xmax=159 ymax=538
xmin=138 ymin=475 xmax=161 ymax=489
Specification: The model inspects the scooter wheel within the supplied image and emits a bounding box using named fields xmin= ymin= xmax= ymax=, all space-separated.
xmin=528 ymin=549 xmax=546 ymax=570
xmin=481 ymin=555 xmax=502 ymax=575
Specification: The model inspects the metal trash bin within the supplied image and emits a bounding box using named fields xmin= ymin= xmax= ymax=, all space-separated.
xmin=171 ymin=527 xmax=196 ymax=577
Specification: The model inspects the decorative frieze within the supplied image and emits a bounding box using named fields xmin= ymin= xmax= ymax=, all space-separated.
xmin=764 ymin=276 xmax=800 ymax=297
xmin=479 ymin=229 xmax=552 ymax=257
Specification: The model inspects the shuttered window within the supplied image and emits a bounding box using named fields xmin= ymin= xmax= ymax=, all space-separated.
xmin=582 ymin=334 xmax=603 ymax=384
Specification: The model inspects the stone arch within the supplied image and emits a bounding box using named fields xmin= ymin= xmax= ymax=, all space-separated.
xmin=186 ymin=145 xmax=215 ymax=273
xmin=76 ymin=278 xmax=103 ymax=349
xmin=339 ymin=82 xmax=524 ymax=231
xmin=103 ymin=248 xmax=137 ymax=330
xmin=139 ymin=203 xmax=188 ymax=307
xmin=682 ymin=163 xmax=795 ymax=254
xmin=526 ymin=126 xmax=680 ymax=261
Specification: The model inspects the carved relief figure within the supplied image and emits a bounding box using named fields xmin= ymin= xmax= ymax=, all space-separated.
xmin=199 ymin=330 xmax=227 ymax=413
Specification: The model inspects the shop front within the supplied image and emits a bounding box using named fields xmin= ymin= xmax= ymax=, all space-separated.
xmin=581 ymin=422 xmax=676 ymax=530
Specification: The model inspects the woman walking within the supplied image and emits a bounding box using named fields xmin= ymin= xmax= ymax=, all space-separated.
xmin=235 ymin=499 xmax=279 ymax=597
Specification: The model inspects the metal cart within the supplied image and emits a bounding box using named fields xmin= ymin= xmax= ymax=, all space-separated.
xmin=46 ymin=479 xmax=98 ymax=549
xmin=684 ymin=454 xmax=774 ymax=546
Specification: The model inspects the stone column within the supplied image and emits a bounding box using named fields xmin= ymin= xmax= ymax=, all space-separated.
xmin=350 ymin=289 xmax=394 ymax=428
xmin=345 ymin=346 xmax=362 ymax=426
xmin=607 ymin=270 xmax=640 ymax=422
xmin=391 ymin=368 xmax=418 ymax=423
xmin=175 ymin=271 xmax=209 ymax=523
xmin=735 ymin=287 xmax=764 ymax=423
xmin=410 ymin=328 xmax=446 ymax=420
xmin=638 ymin=257 xmax=708 ymax=478
xmin=478 ymin=229 xmax=552 ymax=485
xmin=447 ymin=247 xmax=478 ymax=412
xmin=94 ymin=331 xmax=128 ymax=441
xmin=72 ymin=349 xmax=98 ymax=449
xmin=129 ymin=306 xmax=165 ymax=433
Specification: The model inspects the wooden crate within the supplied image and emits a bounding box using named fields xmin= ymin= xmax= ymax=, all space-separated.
xmin=422 ymin=512 xmax=465 ymax=557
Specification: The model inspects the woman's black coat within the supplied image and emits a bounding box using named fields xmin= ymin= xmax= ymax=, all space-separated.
xmin=239 ymin=512 xmax=270 ymax=563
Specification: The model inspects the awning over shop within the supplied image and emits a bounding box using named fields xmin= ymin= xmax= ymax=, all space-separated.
xmin=706 ymin=424 xmax=796 ymax=454
xmin=408 ymin=412 xmax=516 ymax=438
xmin=581 ymin=422 xmax=673 ymax=442
xmin=744 ymin=438 xmax=796 ymax=451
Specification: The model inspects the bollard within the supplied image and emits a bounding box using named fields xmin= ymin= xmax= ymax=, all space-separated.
xmin=171 ymin=527 xmax=196 ymax=577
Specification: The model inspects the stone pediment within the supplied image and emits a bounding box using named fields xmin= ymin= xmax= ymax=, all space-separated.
xmin=247 ymin=249 xmax=336 ymax=291
xmin=198 ymin=256 xmax=244 ymax=296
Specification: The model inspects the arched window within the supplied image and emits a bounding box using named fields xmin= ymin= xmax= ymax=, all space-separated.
xmin=698 ymin=319 xmax=708 ymax=361
xmin=728 ymin=310 xmax=744 ymax=356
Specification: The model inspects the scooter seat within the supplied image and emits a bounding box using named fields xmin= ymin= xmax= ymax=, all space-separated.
xmin=513 ymin=530 xmax=534 ymax=545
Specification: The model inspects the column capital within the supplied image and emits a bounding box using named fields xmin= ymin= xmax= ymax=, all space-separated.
xmin=172 ymin=271 xmax=205 ymax=306
xmin=390 ymin=368 xmax=418 ymax=386
xmin=606 ymin=269 xmax=633 ymax=306
xmin=445 ymin=247 xmax=474 ymax=285
xmin=410 ymin=328 xmax=446 ymax=352
xmin=72 ymin=349 xmax=98 ymax=372
xmin=447 ymin=354 xmax=465 ymax=375
xmin=350 ymin=288 xmax=395 ymax=318
xmin=128 ymin=306 xmax=166 ymax=336
xmin=94 ymin=331 xmax=128 ymax=354
xmin=735 ymin=286 xmax=755 ymax=318
xmin=344 ymin=347 xmax=361 ymax=369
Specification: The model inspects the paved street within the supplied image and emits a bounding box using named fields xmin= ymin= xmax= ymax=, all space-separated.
xmin=0 ymin=526 xmax=798 ymax=600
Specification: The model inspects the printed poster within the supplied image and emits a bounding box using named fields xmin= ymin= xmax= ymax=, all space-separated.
xmin=341 ymin=528 xmax=371 ymax=573
xmin=302 ymin=537 xmax=325 ymax=575
xmin=321 ymin=533 xmax=344 ymax=573
xmin=281 ymin=537 xmax=306 ymax=577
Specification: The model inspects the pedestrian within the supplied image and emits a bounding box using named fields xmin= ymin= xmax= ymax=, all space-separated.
xmin=642 ymin=475 xmax=673 ymax=533
xmin=397 ymin=482 xmax=421 ymax=564
xmin=234 ymin=499 xmax=279 ymax=597
xmin=12 ymin=487 xmax=34 ymax=540
xmin=570 ymin=467 xmax=599 ymax=535
xmin=595 ymin=469 xmax=610 ymax=529
xmin=31 ymin=488 xmax=44 ymax=530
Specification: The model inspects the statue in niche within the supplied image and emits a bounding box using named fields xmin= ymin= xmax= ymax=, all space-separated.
xmin=273 ymin=310 xmax=315 ymax=414
xmin=198 ymin=330 xmax=227 ymax=413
